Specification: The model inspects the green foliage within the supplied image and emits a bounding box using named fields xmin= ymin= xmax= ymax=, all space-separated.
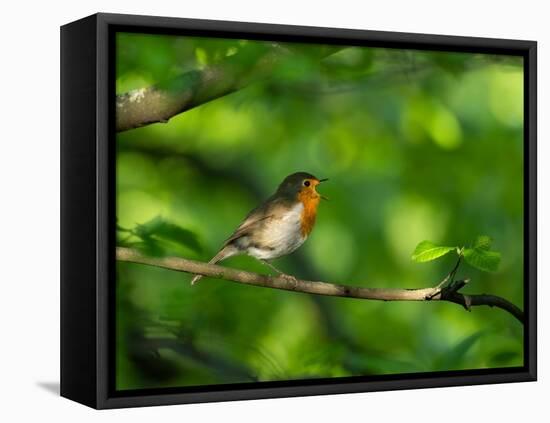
xmin=462 ymin=235 xmax=501 ymax=272
xmin=411 ymin=235 xmax=501 ymax=272
xmin=118 ymin=216 xmax=202 ymax=257
xmin=115 ymin=32 xmax=524 ymax=390
xmin=472 ymin=235 xmax=493 ymax=250
xmin=411 ymin=241 xmax=455 ymax=263
xmin=463 ymin=248 xmax=501 ymax=272
xmin=136 ymin=216 xmax=202 ymax=253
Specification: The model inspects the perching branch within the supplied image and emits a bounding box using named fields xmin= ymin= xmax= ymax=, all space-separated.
xmin=116 ymin=44 xmax=340 ymax=132
xmin=116 ymin=247 xmax=524 ymax=324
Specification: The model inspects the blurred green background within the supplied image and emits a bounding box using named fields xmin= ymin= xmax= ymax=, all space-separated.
xmin=115 ymin=32 xmax=524 ymax=390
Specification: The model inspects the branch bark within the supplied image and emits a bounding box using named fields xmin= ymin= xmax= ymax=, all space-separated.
xmin=116 ymin=44 xmax=340 ymax=132
xmin=116 ymin=247 xmax=524 ymax=324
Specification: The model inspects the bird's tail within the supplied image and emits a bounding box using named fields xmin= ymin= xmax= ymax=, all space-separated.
xmin=190 ymin=245 xmax=237 ymax=285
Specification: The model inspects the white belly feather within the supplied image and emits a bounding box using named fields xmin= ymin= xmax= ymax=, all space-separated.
xmin=247 ymin=202 xmax=306 ymax=260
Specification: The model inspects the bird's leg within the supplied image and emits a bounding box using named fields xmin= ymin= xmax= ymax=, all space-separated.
xmin=260 ymin=260 xmax=298 ymax=283
xmin=260 ymin=259 xmax=285 ymax=275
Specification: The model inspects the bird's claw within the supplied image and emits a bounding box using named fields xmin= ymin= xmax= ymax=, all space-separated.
xmin=279 ymin=273 xmax=298 ymax=288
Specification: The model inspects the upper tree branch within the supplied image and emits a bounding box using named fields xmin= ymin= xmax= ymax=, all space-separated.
xmin=116 ymin=44 xmax=340 ymax=132
xmin=116 ymin=247 xmax=524 ymax=324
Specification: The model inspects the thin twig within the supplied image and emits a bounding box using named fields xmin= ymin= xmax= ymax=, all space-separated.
xmin=441 ymin=250 xmax=463 ymax=286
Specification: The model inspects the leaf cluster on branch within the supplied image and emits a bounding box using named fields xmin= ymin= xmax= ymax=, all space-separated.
xmin=412 ymin=235 xmax=501 ymax=272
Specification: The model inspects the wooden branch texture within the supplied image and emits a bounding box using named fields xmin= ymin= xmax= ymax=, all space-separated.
xmin=116 ymin=44 xmax=339 ymax=132
xmin=116 ymin=247 xmax=524 ymax=323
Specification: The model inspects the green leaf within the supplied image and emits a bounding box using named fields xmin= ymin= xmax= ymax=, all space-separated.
xmin=473 ymin=235 xmax=492 ymax=250
xmin=463 ymin=247 xmax=501 ymax=272
xmin=133 ymin=240 xmax=166 ymax=257
xmin=134 ymin=216 xmax=202 ymax=254
xmin=116 ymin=223 xmax=131 ymax=233
xmin=411 ymin=241 xmax=456 ymax=263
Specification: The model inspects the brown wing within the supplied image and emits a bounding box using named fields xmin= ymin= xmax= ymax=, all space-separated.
xmin=222 ymin=195 xmax=292 ymax=247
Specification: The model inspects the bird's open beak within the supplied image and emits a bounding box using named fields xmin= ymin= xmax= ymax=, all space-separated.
xmin=316 ymin=178 xmax=329 ymax=200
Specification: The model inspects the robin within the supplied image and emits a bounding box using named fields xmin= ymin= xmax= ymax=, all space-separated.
xmin=191 ymin=172 xmax=328 ymax=284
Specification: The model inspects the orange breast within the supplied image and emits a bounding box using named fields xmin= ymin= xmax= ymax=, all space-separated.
xmin=297 ymin=190 xmax=320 ymax=237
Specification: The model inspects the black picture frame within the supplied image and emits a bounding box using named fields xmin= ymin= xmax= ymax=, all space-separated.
xmin=60 ymin=12 xmax=537 ymax=409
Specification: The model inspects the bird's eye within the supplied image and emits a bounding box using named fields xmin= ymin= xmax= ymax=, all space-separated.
xmin=303 ymin=180 xmax=311 ymax=187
